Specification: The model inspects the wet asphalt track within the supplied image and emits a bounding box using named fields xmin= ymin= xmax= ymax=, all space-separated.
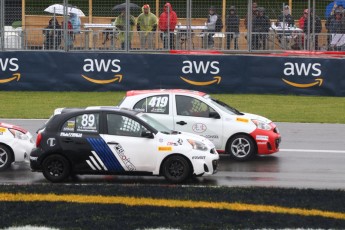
xmin=1 ymin=119 xmax=345 ymax=190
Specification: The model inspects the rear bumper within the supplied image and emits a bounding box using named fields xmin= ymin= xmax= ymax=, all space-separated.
xmin=29 ymin=148 xmax=43 ymax=171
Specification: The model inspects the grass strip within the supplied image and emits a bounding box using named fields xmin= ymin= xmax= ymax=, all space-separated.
xmin=1 ymin=91 xmax=345 ymax=123
xmin=2 ymin=192 xmax=345 ymax=221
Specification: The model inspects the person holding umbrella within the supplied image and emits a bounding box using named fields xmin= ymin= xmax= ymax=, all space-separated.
xmin=43 ymin=17 xmax=62 ymax=50
xmin=114 ymin=8 xmax=136 ymax=49
xmin=159 ymin=2 xmax=177 ymax=49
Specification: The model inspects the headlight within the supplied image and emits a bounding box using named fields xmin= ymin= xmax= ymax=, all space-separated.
xmin=9 ymin=129 xmax=30 ymax=140
xmin=252 ymin=119 xmax=272 ymax=131
xmin=187 ymin=139 xmax=208 ymax=151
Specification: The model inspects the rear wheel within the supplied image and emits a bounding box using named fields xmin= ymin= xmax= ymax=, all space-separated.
xmin=228 ymin=134 xmax=256 ymax=161
xmin=0 ymin=144 xmax=13 ymax=171
xmin=162 ymin=155 xmax=191 ymax=183
xmin=42 ymin=155 xmax=70 ymax=182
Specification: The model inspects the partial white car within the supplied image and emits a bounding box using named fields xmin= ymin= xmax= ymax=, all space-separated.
xmin=0 ymin=122 xmax=35 ymax=170
xmin=119 ymin=89 xmax=281 ymax=161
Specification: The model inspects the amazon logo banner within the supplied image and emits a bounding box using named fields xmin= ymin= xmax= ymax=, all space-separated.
xmin=82 ymin=59 xmax=123 ymax=84
xmin=180 ymin=61 xmax=221 ymax=86
xmin=0 ymin=58 xmax=21 ymax=84
xmin=282 ymin=62 xmax=323 ymax=88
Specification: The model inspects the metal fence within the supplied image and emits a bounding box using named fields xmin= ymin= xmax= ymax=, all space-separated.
xmin=0 ymin=0 xmax=344 ymax=52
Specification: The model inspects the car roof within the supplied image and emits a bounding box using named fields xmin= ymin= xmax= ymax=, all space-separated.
xmin=126 ymin=89 xmax=207 ymax=97
xmin=54 ymin=106 xmax=138 ymax=116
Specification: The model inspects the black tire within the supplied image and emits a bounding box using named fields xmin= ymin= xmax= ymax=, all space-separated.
xmin=0 ymin=144 xmax=13 ymax=171
xmin=228 ymin=134 xmax=256 ymax=161
xmin=42 ymin=154 xmax=70 ymax=182
xmin=162 ymin=155 xmax=191 ymax=183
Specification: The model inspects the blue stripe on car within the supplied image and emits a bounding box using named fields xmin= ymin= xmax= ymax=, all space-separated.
xmin=87 ymin=138 xmax=124 ymax=172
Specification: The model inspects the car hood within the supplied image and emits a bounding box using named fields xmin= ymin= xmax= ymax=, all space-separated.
xmin=241 ymin=112 xmax=272 ymax=123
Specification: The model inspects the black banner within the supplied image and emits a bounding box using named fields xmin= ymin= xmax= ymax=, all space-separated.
xmin=0 ymin=51 xmax=344 ymax=96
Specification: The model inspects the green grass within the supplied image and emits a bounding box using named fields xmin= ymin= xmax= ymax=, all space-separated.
xmin=0 ymin=91 xmax=344 ymax=123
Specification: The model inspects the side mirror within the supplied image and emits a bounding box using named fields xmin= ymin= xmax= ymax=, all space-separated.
xmin=141 ymin=130 xmax=154 ymax=138
xmin=209 ymin=111 xmax=220 ymax=119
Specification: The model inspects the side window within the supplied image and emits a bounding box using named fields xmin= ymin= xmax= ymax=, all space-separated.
xmin=176 ymin=96 xmax=214 ymax=118
xmin=61 ymin=118 xmax=76 ymax=132
xmin=107 ymin=114 xmax=147 ymax=137
xmin=133 ymin=95 xmax=169 ymax=114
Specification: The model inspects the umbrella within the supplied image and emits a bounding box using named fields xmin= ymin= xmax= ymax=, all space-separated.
xmin=112 ymin=3 xmax=140 ymax=11
xmin=325 ymin=1 xmax=345 ymax=18
xmin=44 ymin=4 xmax=85 ymax=17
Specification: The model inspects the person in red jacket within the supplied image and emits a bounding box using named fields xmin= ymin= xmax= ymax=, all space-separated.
xmin=159 ymin=2 xmax=177 ymax=49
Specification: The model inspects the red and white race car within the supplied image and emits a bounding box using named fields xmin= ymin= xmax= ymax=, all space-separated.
xmin=0 ymin=122 xmax=35 ymax=170
xmin=119 ymin=89 xmax=281 ymax=161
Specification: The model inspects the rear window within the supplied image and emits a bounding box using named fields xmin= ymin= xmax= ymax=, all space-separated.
xmin=61 ymin=113 xmax=100 ymax=133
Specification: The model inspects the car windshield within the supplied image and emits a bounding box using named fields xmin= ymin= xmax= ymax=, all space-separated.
xmin=204 ymin=95 xmax=243 ymax=115
xmin=137 ymin=113 xmax=172 ymax=134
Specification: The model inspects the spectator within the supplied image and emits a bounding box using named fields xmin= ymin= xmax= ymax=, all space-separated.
xmin=326 ymin=5 xmax=344 ymax=48
xmin=159 ymin=2 xmax=177 ymax=49
xmin=277 ymin=5 xmax=294 ymax=27
xmin=252 ymin=7 xmax=270 ymax=50
xmin=291 ymin=9 xmax=308 ymax=50
xmin=43 ymin=17 xmax=62 ymax=50
xmin=329 ymin=9 xmax=345 ymax=50
xmin=137 ymin=4 xmax=158 ymax=50
xmin=303 ymin=9 xmax=322 ymax=50
xmin=204 ymin=6 xmax=218 ymax=49
xmin=69 ymin=13 xmax=81 ymax=34
xmin=115 ymin=9 xmax=136 ymax=50
xmin=226 ymin=6 xmax=240 ymax=50
xmin=244 ymin=1 xmax=258 ymax=29
xmin=298 ymin=9 xmax=308 ymax=30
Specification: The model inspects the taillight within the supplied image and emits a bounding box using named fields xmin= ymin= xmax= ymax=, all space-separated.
xmin=36 ymin=133 xmax=42 ymax=147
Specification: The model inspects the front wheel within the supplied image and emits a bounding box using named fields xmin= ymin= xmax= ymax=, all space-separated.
xmin=228 ymin=134 xmax=256 ymax=161
xmin=0 ymin=144 xmax=13 ymax=171
xmin=162 ymin=155 xmax=191 ymax=183
xmin=42 ymin=155 xmax=70 ymax=182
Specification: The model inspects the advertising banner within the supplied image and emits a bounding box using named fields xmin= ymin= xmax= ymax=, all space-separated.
xmin=0 ymin=51 xmax=344 ymax=96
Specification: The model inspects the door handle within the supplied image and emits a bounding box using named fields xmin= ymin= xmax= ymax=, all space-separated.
xmin=176 ymin=121 xmax=187 ymax=125
xmin=62 ymin=138 xmax=73 ymax=143
xmin=107 ymin=142 xmax=119 ymax=145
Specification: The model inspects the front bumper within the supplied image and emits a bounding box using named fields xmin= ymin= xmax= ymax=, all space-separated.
xmin=250 ymin=123 xmax=281 ymax=155
xmin=190 ymin=149 xmax=219 ymax=176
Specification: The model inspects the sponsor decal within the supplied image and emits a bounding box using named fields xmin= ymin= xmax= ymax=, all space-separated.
xmin=0 ymin=58 xmax=20 ymax=84
xmin=256 ymin=135 xmax=269 ymax=141
xmin=167 ymin=142 xmax=178 ymax=146
xmin=158 ymin=146 xmax=173 ymax=151
xmin=113 ymin=143 xmax=136 ymax=171
xmin=180 ymin=61 xmax=222 ymax=86
xmin=47 ymin=138 xmax=56 ymax=147
xmin=81 ymin=59 xmax=123 ymax=84
xmin=192 ymin=123 xmax=207 ymax=133
xmin=60 ymin=132 xmax=83 ymax=138
xmin=192 ymin=156 xmax=206 ymax=160
xmin=177 ymin=138 xmax=183 ymax=145
xmin=257 ymin=142 xmax=267 ymax=145
xmin=282 ymin=62 xmax=323 ymax=88
xmin=0 ymin=128 xmax=6 ymax=132
xmin=202 ymin=134 xmax=219 ymax=139
xmin=236 ymin=117 xmax=249 ymax=123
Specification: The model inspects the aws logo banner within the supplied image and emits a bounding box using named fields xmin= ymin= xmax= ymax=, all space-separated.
xmin=0 ymin=58 xmax=21 ymax=84
xmin=282 ymin=62 xmax=323 ymax=88
xmin=82 ymin=59 xmax=123 ymax=84
xmin=180 ymin=61 xmax=221 ymax=86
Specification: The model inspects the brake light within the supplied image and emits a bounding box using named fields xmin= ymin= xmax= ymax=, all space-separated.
xmin=36 ymin=133 xmax=42 ymax=147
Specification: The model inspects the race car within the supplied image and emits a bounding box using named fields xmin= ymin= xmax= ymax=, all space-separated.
xmin=119 ymin=89 xmax=281 ymax=161
xmin=30 ymin=107 xmax=219 ymax=183
xmin=0 ymin=122 xmax=35 ymax=171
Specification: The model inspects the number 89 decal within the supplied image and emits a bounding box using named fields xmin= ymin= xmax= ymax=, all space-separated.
xmin=76 ymin=114 xmax=99 ymax=132
xmin=147 ymin=96 xmax=169 ymax=114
